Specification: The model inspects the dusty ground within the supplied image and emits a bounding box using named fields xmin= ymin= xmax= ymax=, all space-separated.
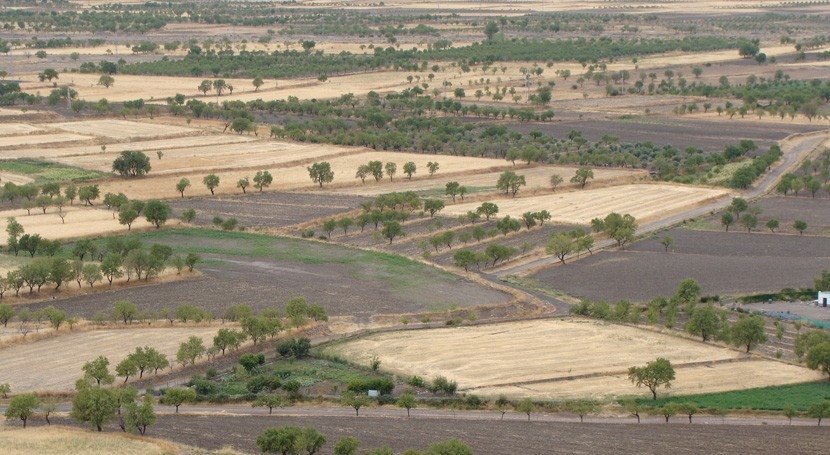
xmin=0 ymin=326 xmax=221 ymax=392
xmin=0 ymin=424 xmax=177 ymax=455
xmin=0 ymin=205 xmax=155 ymax=241
xmin=441 ymin=183 xmax=730 ymax=225
xmin=530 ymin=229 xmax=830 ymax=302
xmin=324 ymin=319 xmax=822 ymax=399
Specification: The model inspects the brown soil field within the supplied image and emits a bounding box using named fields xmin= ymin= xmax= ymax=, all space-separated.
xmin=333 ymin=164 xmax=646 ymax=196
xmin=325 ymin=319 xmax=820 ymax=399
xmin=506 ymin=115 xmax=826 ymax=153
xmin=0 ymin=133 xmax=92 ymax=149
xmin=0 ymin=425 xmax=176 ymax=455
xmin=26 ymin=232 xmax=512 ymax=321
xmin=47 ymin=119 xmax=196 ymax=139
xmin=169 ymin=192 xmax=368 ymax=230
xmin=442 ymin=184 xmax=730 ymax=225
xmin=0 ymin=206 xmax=154 ymax=241
xmin=130 ymin=414 xmax=830 ymax=455
xmin=750 ymin=196 xmax=830 ymax=234
xmin=530 ymin=229 xmax=830 ymax=302
xmin=7 ymin=134 xmax=256 ymax=160
xmin=0 ymin=327 xmax=220 ymax=392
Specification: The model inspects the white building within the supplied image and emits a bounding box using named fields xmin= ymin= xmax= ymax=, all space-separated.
xmin=818 ymin=291 xmax=830 ymax=308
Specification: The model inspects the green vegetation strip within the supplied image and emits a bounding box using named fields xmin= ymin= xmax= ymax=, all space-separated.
xmin=0 ymin=159 xmax=107 ymax=184
xmin=640 ymin=382 xmax=830 ymax=411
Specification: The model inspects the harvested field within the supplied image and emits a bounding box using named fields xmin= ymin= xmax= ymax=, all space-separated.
xmin=0 ymin=327 xmax=220 ymax=392
xmin=30 ymin=229 xmax=511 ymax=321
xmin=325 ymin=319 xmax=819 ymax=399
xmin=0 ymin=171 xmax=33 ymax=185
xmin=442 ymin=184 xmax=729 ymax=225
xmin=334 ymin=165 xmax=645 ymax=197
xmin=0 ymin=133 xmax=92 ymax=149
xmin=169 ymin=192 xmax=368 ymax=230
xmin=0 ymin=425 xmax=175 ymax=455
xmin=98 ymin=150 xmax=515 ymax=200
xmin=48 ymin=119 xmax=195 ymax=139
xmin=142 ymin=414 xmax=830 ymax=455
xmin=0 ymin=108 xmax=36 ymax=117
xmin=0 ymin=206 xmax=154 ymax=241
xmin=7 ymin=134 xmax=257 ymax=160
xmin=0 ymin=124 xmax=43 ymax=136
xmin=530 ymin=229 xmax=830 ymax=302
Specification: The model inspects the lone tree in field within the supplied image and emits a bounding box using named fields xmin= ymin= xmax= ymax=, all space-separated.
xmin=237 ymin=177 xmax=250 ymax=194
xmin=112 ymin=151 xmax=151 ymax=177
xmin=203 ymin=174 xmax=220 ymax=195
xmin=476 ymin=202 xmax=499 ymax=221
xmin=4 ymin=393 xmax=40 ymax=428
xmin=628 ymin=357 xmax=675 ymax=400
xmin=308 ymin=162 xmax=334 ymax=187
xmin=427 ymin=161 xmax=439 ymax=176
xmin=550 ymin=174 xmax=564 ymax=192
xmin=253 ymin=171 xmax=273 ymax=192
xmin=731 ymin=315 xmax=768 ymax=353
xmin=144 ymin=200 xmax=171 ymax=228
xmin=496 ymin=171 xmax=526 ymax=197
xmin=97 ymin=74 xmax=115 ymax=88
xmin=571 ymin=167 xmax=594 ymax=188
xmin=397 ymin=392 xmax=417 ymax=417
xmin=342 ymin=391 xmax=370 ymax=416
xmin=794 ymin=219 xmax=808 ymax=235
xmin=175 ymin=178 xmax=190 ymax=198
xmin=516 ymin=398 xmax=534 ymax=421
xmin=162 ymin=387 xmax=196 ymax=413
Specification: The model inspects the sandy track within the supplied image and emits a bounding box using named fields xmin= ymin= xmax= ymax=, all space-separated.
xmin=326 ymin=319 xmax=819 ymax=399
xmin=0 ymin=327 xmax=220 ymax=392
xmin=441 ymin=183 xmax=730 ymax=225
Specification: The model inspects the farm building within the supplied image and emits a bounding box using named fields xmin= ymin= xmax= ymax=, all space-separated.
xmin=818 ymin=291 xmax=830 ymax=308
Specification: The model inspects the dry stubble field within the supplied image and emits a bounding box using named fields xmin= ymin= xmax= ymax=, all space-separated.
xmin=326 ymin=319 xmax=821 ymax=400
xmin=0 ymin=425 xmax=176 ymax=455
xmin=0 ymin=205 xmax=154 ymax=241
xmin=0 ymin=327 xmax=221 ymax=392
xmin=441 ymin=183 xmax=729 ymax=225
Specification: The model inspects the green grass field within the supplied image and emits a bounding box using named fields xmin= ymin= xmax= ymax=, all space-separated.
xmin=0 ymin=159 xmax=107 ymax=183
xmin=644 ymin=381 xmax=830 ymax=411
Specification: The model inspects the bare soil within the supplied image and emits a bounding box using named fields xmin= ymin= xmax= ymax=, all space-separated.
xmin=530 ymin=229 xmax=829 ymax=302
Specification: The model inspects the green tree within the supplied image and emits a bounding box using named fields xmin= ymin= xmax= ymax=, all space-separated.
xmin=297 ymin=427 xmax=326 ymax=455
xmin=119 ymin=207 xmax=139 ymax=230
xmin=685 ymin=305 xmax=720 ymax=342
xmin=177 ymin=335 xmax=206 ymax=366
xmin=476 ymin=202 xmax=499 ymax=221
xmin=334 ymin=437 xmax=360 ymax=455
xmin=253 ymin=77 xmax=264 ymax=91
xmin=83 ymin=356 xmax=114 ymax=386
xmin=254 ymin=171 xmax=274 ymax=192
xmin=384 ymin=162 xmax=397 ymax=182
xmin=285 ymin=296 xmax=310 ymax=328
xmin=115 ymin=357 xmax=138 ymax=383
xmin=516 ymin=398 xmax=534 ymax=421
xmin=257 ymin=426 xmax=302 ymax=454
xmin=592 ymin=212 xmax=637 ymax=248
xmin=766 ymin=219 xmax=780 ymax=233
xmin=114 ymin=300 xmax=138 ymax=324
xmin=729 ymin=197 xmax=748 ymax=220
xmin=731 ymin=315 xmax=768 ymax=353
xmin=124 ymin=395 xmax=156 ymax=435
xmin=308 ymin=162 xmax=334 ymax=187
xmin=808 ymin=400 xmax=830 ymax=426
xmin=144 ymin=200 xmax=171 ymax=228
xmin=660 ymin=235 xmax=674 ymax=253
xmin=496 ymin=171 xmax=526 ymax=197
xmin=342 ymin=391 xmax=370 ymax=416
xmin=426 ymin=439 xmax=473 ymax=455
xmin=71 ymin=379 xmax=117 ymax=431
xmin=783 ymin=404 xmax=798 ymax=425
xmin=0 ymin=304 xmax=14 ymax=327
xmin=740 ymin=214 xmax=757 ymax=233
xmin=571 ymin=167 xmax=594 ymax=188
xmin=175 ymin=178 xmax=190 ymax=198
xmin=484 ymin=21 xmax=499 ymax=41
xmin=203 ymin=174 xmax=220 ymax=195
xmin=546 ymin=233 xmax=573 ymax=264
xmin=397 ymin=392 xmax=417 ymax=417
xmin=6 ymin=217 xmax=24 ymax=256
xmin=112 ymin=151 xmax=151 ymax=177
xmin=237 ymin=177 xmax=250 ymax=194
xmin=424 ymin=199 xmax=445 ymax=217
xmin=253 ymin=394 xmax=285 ymax=415
xmin=721 ymin=212 xmax=734 ymax=231
xmin=382 ymin=221 xmax=403 ymax=244
xmin=403 ymin=162 xmax=416 ymax=179
xmin=161 ymin=387 xmax=196 ymax=413
xmin=674 ymin=278 xmax=701 ymax=312
xmin=794 ymin=219 xmax=808 ymax=235
xmin=628 ymin=357 xmax=675 ymax=400
xmin=4 ymin=393 xmax=39 ymax=428
xmin=805 ymin=342 xmax=830 ymax=380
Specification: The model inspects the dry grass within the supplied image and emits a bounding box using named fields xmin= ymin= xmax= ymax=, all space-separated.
xmin=0 ymin=133 xmax=92 ymax=149
xmin=0 ymin=326 xmax=222 ymax=392
xmin=0 ymin=206 xmax=155 ymax=241
xmin=325 ymin=319 xmax=822 ymax=399
xmin=440 ymin=183 xmax=730 ymax=225
xmin=0 ymin=424 xmax=179 ymax=455
xmin=47 ymin=120 xmax=196 ymax=140
xmin=0 ymin=124 xmax=43 ymax=136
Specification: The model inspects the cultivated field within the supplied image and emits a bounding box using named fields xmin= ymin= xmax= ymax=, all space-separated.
xmin=325 ymin=319 xmax=822 ymax=399
xmin=0 ymin=327 xmax=221 ymax=392
xmin=27 ymin=229 xmax=512 ymax=321
xmin=442 ymin=184 xmax=729 ymax=225
xmin=0 ymin=123 xmax=43 ymax=136
xmin=530 ymin=229 xmax=830 ymax=302
xmin=0 ymin=425 xmax=176 ymax=455
xmin=0 ymin=205 xmax=154 ymax=241
xmin=47 ymin=119 xmax=196 ymax=139
xmin=144 ymin=414 xmax=829 ymax=455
